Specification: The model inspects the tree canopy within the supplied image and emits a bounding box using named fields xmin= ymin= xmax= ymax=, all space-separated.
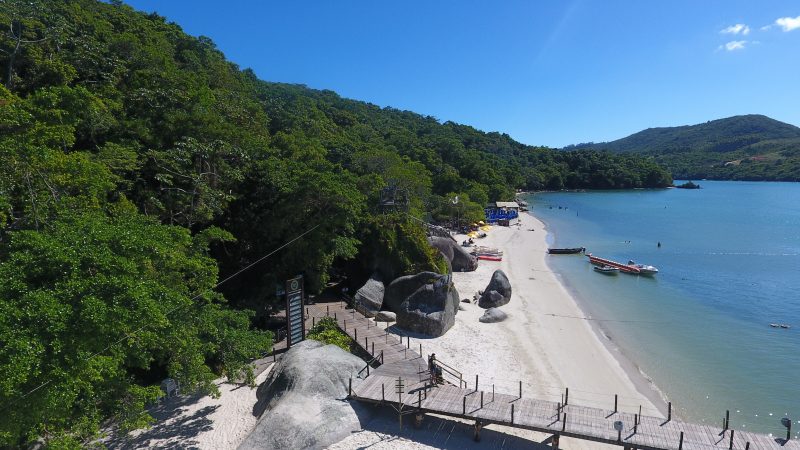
xmin=0 ymin=0 xmax=672 ymax=446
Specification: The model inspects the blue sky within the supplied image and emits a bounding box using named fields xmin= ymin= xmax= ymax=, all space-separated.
xmin=124 ymin=0 xmax=800 ymax=148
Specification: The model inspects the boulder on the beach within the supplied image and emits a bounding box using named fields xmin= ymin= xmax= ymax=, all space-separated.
xmin=428 ymin=236 xmax=478 ymax=272
xmin=240 ymin=340 xmax=369 ymax=450
xmin=354 ymin=273 xmax=384 ymax=316
xmin=479 ymin=307 xmax=508 ymax=323
xmin=384 ymin=272 xmax=460 ymax=337
xmin=478 ymin=270 xmax=512 ymax=308
xmin=375 ymin=311 xmax=396 ymax=322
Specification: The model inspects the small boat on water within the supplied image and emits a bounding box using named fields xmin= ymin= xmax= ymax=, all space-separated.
xmin=627 ymin=260 xmax=659 ymax=275
xmin=770 ymin=323 xmax=792 ymax=329
xmin=548 ymin=247 xmax=586 ymax=255
xmin=593 ymin=265 xmax=619 ymax=275
xmin=587 ymin=254 xmax=659 ymax=275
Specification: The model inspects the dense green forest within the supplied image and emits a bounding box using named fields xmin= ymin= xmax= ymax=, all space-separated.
xmin=567 ymin=114 xmax=800 ymax=181
xmin=0 ymin=0 xmax=671 ymax=446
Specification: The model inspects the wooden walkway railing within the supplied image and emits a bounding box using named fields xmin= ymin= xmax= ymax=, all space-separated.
xmin=278 ymin=301 xmax=797 ymax=450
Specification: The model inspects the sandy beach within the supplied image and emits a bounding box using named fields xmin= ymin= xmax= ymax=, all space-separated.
xmin=333 ymin=211 xmax=665 ymax=449
xmin=106 ymin=211 xmax=666 ymax=450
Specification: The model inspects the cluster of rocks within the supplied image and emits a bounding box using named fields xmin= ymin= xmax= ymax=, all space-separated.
xmin=348 ymin=236 xmax=479 ymax=338
xmin=477 ymin=269 xmax=512 ymax=323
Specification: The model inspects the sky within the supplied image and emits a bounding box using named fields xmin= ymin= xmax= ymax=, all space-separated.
xmin=123 ymin=0 xmax=800 ymax=148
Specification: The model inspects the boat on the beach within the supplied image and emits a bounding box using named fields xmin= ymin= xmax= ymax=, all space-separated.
xmin=593 ymin=265 xmax=619 ymax=275
xmin=627 ymin=260 xmax=659 ymax=275
xmin=548 ymin=247 xmax=585 ymax=254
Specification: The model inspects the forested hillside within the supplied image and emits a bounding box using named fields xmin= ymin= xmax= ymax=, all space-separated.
xmin=0 ymin=0 xmax=671 ymax=446
xmin=568 ymin=115 xmax=800 ymax=180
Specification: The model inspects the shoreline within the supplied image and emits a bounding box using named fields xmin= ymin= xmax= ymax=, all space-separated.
xmin=334 ymin=211 xmax=665 ymax=449
xmin=533 ymin=210 xmax=670 ymax=418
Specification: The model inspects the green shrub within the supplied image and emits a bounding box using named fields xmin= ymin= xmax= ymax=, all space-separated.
xmin=306 ymin=317 xmax=352 ymax=351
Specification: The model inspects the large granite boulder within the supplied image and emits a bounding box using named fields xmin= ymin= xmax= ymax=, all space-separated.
xmin=384 ymin=272 xmax=459 ymax=337
xmin=428 ymin=236 xmax=478 ymax=272
xmin=354 ymin=273 xmax=384 ymax=316
xmin=240 ymin=340 xmax=368 ymax=450
xmin=478 ymin=270 xmax=512 ymax=308
xmin=479 ymin=307 xmax=508 ymax=323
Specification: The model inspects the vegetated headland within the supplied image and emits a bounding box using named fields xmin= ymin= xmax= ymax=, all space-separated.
xmin=1 ymin=0 xmax=680 ymax=448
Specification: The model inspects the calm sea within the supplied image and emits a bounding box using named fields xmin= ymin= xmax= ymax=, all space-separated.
xmin=525 ymin=181 xmax=800 ymax=437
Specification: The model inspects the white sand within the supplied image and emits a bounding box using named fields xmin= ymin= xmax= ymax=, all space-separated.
xmin=333 ymin=212 xmax=664 ymax=449
xmin=101 ymin=364 xmax=273 ymax=449
xmin=111 ymin=212 xmax=665 ymax=450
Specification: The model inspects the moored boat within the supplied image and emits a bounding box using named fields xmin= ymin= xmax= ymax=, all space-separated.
xmin=548 ymin=247 xmax=586 ymax=255
xmin=593 ymin=265 xmax=619 ymax=275
xmin=586 ymin=254 xmax=641 ymax=274
xmin=627 ymin=260 xmax=659 ymax=275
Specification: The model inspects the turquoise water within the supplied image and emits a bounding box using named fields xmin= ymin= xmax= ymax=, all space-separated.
xmin=526 ymin=181 xmax=800 ymax=438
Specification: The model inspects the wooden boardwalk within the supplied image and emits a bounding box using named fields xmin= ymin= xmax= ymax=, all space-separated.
xmin=280 ymin=301 xmax=797 ymax=449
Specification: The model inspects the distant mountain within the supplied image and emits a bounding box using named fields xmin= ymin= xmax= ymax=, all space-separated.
xmin=566 ymin=115 xmax=800 ymax=181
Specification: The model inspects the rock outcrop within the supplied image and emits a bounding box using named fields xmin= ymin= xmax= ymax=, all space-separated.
xmin=428 ymin=236 xmax=478 ymax=272
xmin=479 ymin=307 xmax=508 ymax=323
xmin=478 ymin=270 xmax=512 ymax=308
xmin=240 ymin=340 xmax=368 ymax=450
xmin=384 ymin=272 xmax=459 ymax=337
xmin=354 ymin=273 xmax=384 ymax=317
xmin=375 ymin=311 xmax=396 ymax=322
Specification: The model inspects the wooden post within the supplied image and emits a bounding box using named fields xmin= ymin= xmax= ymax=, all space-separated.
xmin=562 ymin=413 xmax=567 ymax=432
xmin=745 ymin=442 xmax=750 ymax=450
xmin=386 ymin=329 xmax=388 ymax=343
xmin=614 ymin=394 xmax=618 ymax=413
xmin=519 ymin=380 xmax=522 ymax=398
xmin=334 ymin=312 xmax=337 ymax=320
xmin=634 ymin=414 xmax=638 ymax=434
xmin=372 ymin=342 xmax=375 ymax=355
xmin=419 ymin=343 xmax=422 ymax=356
xmin=348 ymin=377 xmax=352 ymax=397
xmin=725 ymin=409 xmax=730 ymax=430
xmin=557 ymin=402 xmax=561 ymax=413
xmin=381 ymin=350 xmax=384 ymax=363
xmin=306 ymin=307 xmax=309 ymax=316
xmin=367 ymin=364 xmax=370 ymax=376
xmin=492 ymin=384 xmax=495 ymax=401
xmin=326 ymin=305 xmax=329 ymax=316
xmin=407 ymin=336 xmax=410 ymax=349
xmin=344 ymin=319 xmax=346 ymax=331
xmin=480 ymin=391 xmax=484 ymax=408
xmin=511 ymin=404 xmax=515 ymax=424
xmin=678 ymin=431 xmax=684 ymax=450
xmin=729 ymin=429 xmax=734 ymax=449
xmin=463 ymin=396 xmax=467 ymax=415
xmin=365 ymin=336 xmax=368 ymax=350
xmin=638 ymin=405 xmax=642 ymax=419
xmin=354 ymin=328 xmax=358 ymax=341
xmin=565 ymin=387 xmax=569 ymax=406
xmin=382 ymin=383 xmax=385 ymax=401
xmin=668 ymin=402 xmax=672 ymax=422
xmin=475 ymin=374 xmax=479 ymax=391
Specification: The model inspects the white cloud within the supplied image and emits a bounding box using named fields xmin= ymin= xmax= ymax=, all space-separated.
xmin=775 ymin=16 xmax=800 ymax=32
xmin=721 ymin=40 xmax=747 ymax=51
xmin=760 ymin=25 xmax=773 ymax=31
xmin=721 ymin=23 xmax=750 ymax=35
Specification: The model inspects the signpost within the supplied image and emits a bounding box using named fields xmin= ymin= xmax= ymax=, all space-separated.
xmin=285 ymin=275 xmax=305 ymax=348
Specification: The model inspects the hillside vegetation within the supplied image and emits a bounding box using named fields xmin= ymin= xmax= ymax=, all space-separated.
xmin=0 ymin=0 xmax=671 ymax=446
xmin=567 ymin=115 xmax=800 ymax=181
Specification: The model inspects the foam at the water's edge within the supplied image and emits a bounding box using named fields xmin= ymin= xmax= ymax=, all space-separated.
xmin=529 ymin=209 xmax=674 ymax=419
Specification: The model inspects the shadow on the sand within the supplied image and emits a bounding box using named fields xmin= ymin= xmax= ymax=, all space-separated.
xmin=349 ymin=402 xmax=555 ymax=450
xmin=102 ymin=394 xmax=218 ymax=450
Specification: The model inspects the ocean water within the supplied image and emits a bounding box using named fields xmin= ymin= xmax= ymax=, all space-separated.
xmin=525 ymin=181 xmax=800 ymax=438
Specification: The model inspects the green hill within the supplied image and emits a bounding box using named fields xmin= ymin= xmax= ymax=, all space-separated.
xmin=567 ymin=115 xmax=800 ymax=181
xmin=0 ymin=1 xmax=672 ymax=445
